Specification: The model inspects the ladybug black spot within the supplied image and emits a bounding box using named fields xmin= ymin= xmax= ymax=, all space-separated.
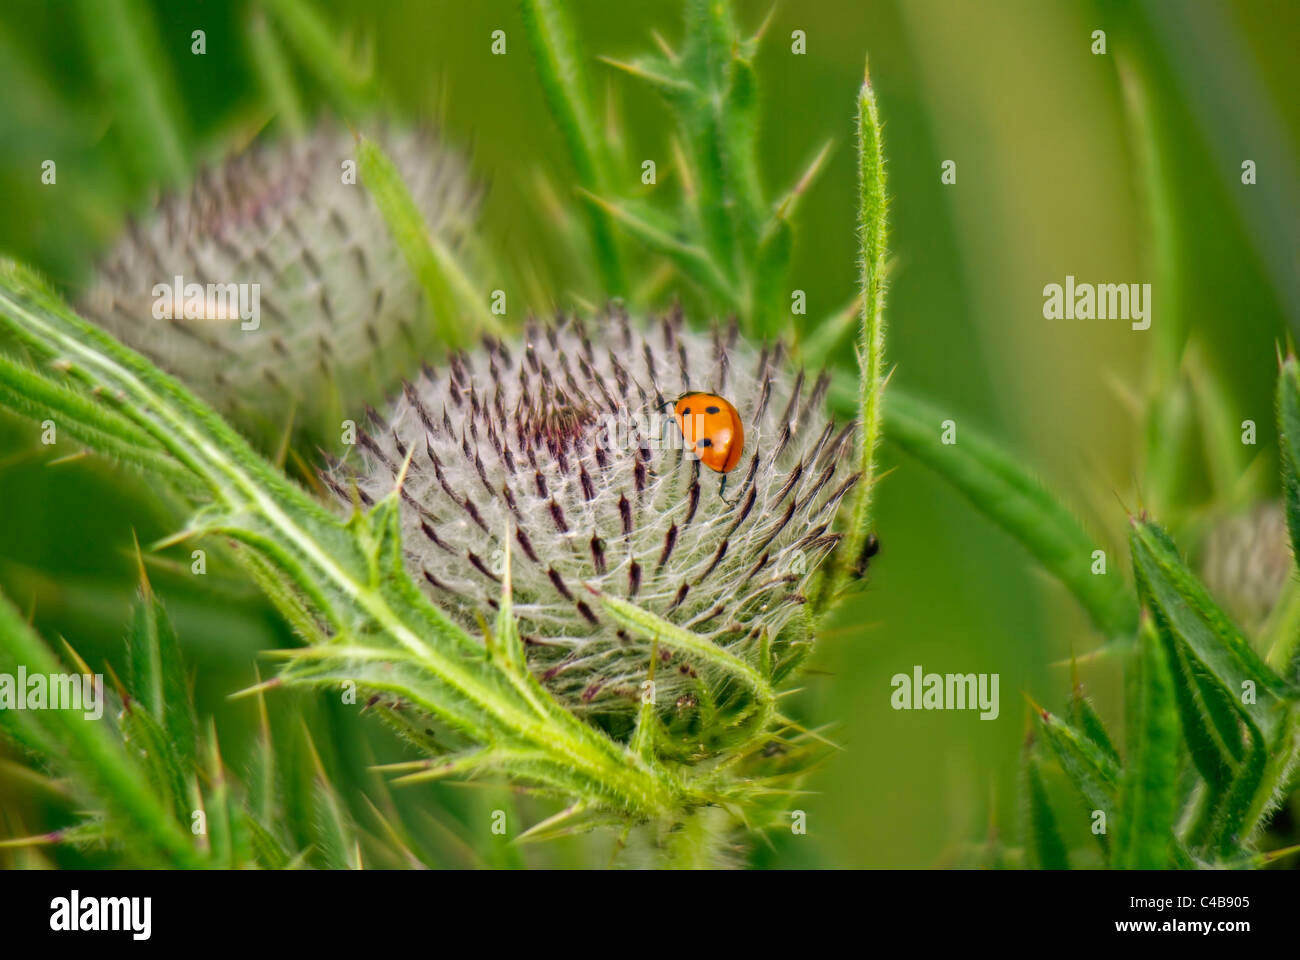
xmin=701 ymin=438 xmax=713 ymax=447
xmin=706 ymin=405 xmax=720 ymax=414
xmin=682 ymin=407 xmax=691 ymax=415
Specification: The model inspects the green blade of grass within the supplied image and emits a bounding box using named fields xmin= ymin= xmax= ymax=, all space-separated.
xmin=260 ymin=0 xmax=376 ymax=117
xmin=245 ymin=7 xmax=306 ymax=136
xmin=520 ymin=0 xmax=624 ymax=293
xmin=357 ymin=135 xmax=498 ymax=346
xmin=880 ymin=385 xmax=1139 ymax=641
xmin=76 ymin=0 xmax=188 ymax=187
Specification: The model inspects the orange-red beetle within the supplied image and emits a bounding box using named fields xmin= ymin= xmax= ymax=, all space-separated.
xmin=673 ymin=392 xmax=744 ymax=474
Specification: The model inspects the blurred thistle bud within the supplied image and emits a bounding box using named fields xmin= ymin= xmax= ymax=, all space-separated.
xmin=1199 ymin=500 xmax=1290 ymax=635
xmin=327 ymin=307 xmax=860 ymax=739
xmin=79 ymin=126 xmax=477 ymax=449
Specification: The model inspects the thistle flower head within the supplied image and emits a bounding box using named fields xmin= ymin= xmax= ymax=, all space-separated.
xmin=1199 ymin=500 xmax=1290 ymax=634
xmin=79 ymin=126 xmax=477 ymax=446
xmin=330 ymin=306 xmax=859 ymax=737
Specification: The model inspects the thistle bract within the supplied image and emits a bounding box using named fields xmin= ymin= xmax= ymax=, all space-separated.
xmin=79 ymin=126 xmax=477 ymax=447
xmin=331 ymin=307 xmax=859 ymax=740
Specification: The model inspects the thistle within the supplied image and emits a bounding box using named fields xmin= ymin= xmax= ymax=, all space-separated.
xmin=78 ymin=126 xmax=478 ymax=449
xmin=1198 ymin=500 xmax=1290 ymax=635
xmin=330 ymin=307 xmax=857 ymax=740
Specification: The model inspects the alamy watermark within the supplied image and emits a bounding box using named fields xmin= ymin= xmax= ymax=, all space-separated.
xmin=590 ymin=409 xmax=715 ymax=460
xmin=891 ymin=665 xmax=999 ymax=720
xmin=152 ymin=274 xmax=261 ymax=331
xmin=1043 ymin=275 xmax=1151 ymax=331
xmin=0 ymin=667 xmax=104 ymax=720
xmin=50 ymin=891 xmax=151 ymax=940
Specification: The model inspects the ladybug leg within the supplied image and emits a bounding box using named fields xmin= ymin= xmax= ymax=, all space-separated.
xmin=717 ymin=473 xmax=741 ymax=508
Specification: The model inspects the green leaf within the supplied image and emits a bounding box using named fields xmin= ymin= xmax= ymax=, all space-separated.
xmin=1112 ymin=618 xmax=1180 ymax=869
xmin=1130 ymin=518 xmax=1300 ymax=854
xmin=0 ymin=590 xmax=203 ymax=868
xmin=1068 ymin=687 xmax=1120 ymax=768
xmin=310 ymin=770 xmax=356 ymax=869
xmin=125 ymin=582 xmax=198 ymax=780
xmin=837 ymin=59 xmax=889 ymax=604
xmin=881 ymin=385 xmax=1139 ymax=641
xmin=750 ymin=216 xmax=791 ymax=339
xmin=0 ymin=350 xmax=194 ymax=487
xmin=119 ymin=694 xmax=189 ymax=826
xmin=0 ymin=259 xmax=687 ymax=822
xmin=1277 ymin=356 xmax=1300 ymax=575
xmin=578 ymin=191 xmax=736 ymax=304
xmin=1130 ymin=519 xmax=1295 ymax=740
xmin=1160 ymin=634 xmax=1235 ymax=793
xmin=1023 ymin=749 xmax=1070 ymax=870
xmin=1034 ymin=705 xmax=1119 ymax=823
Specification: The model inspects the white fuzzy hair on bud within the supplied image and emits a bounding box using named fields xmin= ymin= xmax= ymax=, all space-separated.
xmin=328 ymin=305 xmax=859 ymax=727
xmin=79 ymin=126 xmax=478 ymax=445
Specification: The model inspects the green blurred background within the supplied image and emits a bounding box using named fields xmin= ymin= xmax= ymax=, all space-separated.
xmin=0 ymin=0 xmax=1297 ymax=867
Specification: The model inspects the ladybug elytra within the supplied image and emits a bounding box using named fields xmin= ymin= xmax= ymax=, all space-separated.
xmin=672 ymin=392 xmax=744 ymax=474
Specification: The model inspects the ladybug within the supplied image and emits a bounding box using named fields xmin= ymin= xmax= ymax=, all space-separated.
xmin=671 ymin=392 xmax=744 ymax=498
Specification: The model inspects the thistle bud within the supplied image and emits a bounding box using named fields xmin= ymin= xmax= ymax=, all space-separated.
xmin=79 ymin=126 xmax=477 ymax=448
xmin=1199 ymin=500 xmax=1290 ymax=635
xmin=331 ymin=307 xmax=859 ymax=733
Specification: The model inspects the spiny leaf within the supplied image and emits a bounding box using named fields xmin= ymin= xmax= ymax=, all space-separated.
xmin=125 ymin=577 xmax=198 ymax=782
xmin=1129 ymin=518 xmax=1296 ymax=740
xmin=0 ymin=259 xmax=687 ymax=824
xmin=1068 ymin=686 xmax=1120 ymax=768
xmin=119 ymin=693 xmax=189 ymax=827
xmin=1034 ymin=705 xmax=1119 ymax=822
xmin=578 ymin=191 xmax=736 ymax=303
xmin=835 ymin=58 xmax=889 ymax=608
xmin=1127 ymin=517 xmax=1300 ymax=854
xmin=1276 ymin=355 xmax=1300 ymax=577
xmin=0 ymin=351 xmax=193 ymax=487
xmin=1112 ymin=618 xmax=1180 ymax=869
xmin=1022 ymin=748 xmax=1070 ymax=869
xmin=0 ymin=591 xmax=203 ymax=868
xmin=588 ymin=587 xmax=774 ymax=719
